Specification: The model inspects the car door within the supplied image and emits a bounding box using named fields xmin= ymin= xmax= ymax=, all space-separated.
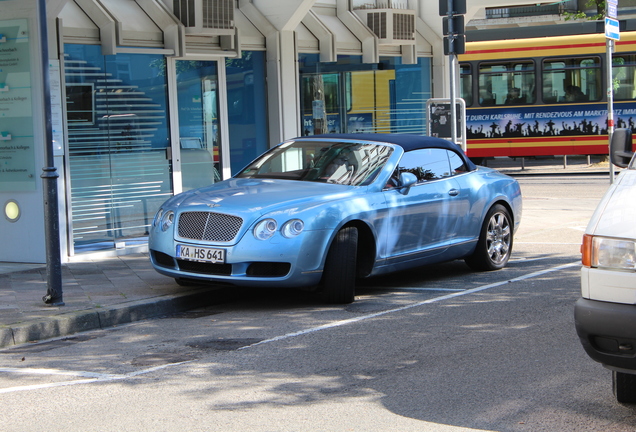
xmin=381 ymin=148 xmax=465 ymax=261
xmin=444 ymin=149 xmax=476 ymax=246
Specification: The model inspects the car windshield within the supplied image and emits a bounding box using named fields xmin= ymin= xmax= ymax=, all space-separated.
xmin=236 ymin=140 xmax=394 ymax=186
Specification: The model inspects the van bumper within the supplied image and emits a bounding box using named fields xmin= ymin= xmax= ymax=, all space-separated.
xmin=575 ymin=297 xmax=636 ymax=371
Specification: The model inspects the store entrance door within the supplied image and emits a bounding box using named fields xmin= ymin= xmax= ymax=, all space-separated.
xmin=65 ymin=45 xmax=173 ymax=253
xmin=174 ymin=60 xmax=222 ymax=191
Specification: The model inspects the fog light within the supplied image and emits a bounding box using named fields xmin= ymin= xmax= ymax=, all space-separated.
xmin=4 ymin=200 xmax=20 ymax=222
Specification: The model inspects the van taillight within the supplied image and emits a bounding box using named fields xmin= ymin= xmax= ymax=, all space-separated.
xmin=581 ymin=234 xmax=593 ymax=267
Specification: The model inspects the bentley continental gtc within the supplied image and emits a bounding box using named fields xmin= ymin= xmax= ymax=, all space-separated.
xmin=149 ymin=134 xmax=522 ymax=304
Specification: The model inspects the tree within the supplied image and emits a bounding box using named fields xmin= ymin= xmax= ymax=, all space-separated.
xmin=563 ymin=0 xmax=605 ymax=21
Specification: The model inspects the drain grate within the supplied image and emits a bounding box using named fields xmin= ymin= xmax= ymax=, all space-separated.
xmin=186 ymin=338 xmax=263 ymax=351
xmin=169 ymin=310 xmax=222 ymax=319
xmin=131 ymin=352 xmax=197 ymax=367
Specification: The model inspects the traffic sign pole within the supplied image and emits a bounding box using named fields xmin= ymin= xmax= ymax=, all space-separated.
xmin=440 ymin=0 xmax=465 ymax=146
xmin=606 ymin=0 xmax=618 ymax=183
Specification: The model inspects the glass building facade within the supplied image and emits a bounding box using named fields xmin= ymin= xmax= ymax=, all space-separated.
xmin=64 ymin=46 xmax=268 ymax=252
xmin=299 ymin=55 xmax=432 ymax=136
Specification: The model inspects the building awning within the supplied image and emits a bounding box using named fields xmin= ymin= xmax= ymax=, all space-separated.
xmin=235 ymin=7 xmax=265 ymax=51
xmin=299 ymin=5 xmax=433 ymax=63
xmin=59 ymin=0 xmax=182 ymax=55
xmin=302 ymin=6 xmax=362 ymax=59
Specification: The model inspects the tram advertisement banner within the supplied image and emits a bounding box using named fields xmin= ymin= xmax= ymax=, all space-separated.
xmin=465 ymin=103 xmax=632 ymax=157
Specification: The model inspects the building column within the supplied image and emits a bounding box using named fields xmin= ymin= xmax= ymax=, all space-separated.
xmin=266 ymin=29 xmax=300 ymax=145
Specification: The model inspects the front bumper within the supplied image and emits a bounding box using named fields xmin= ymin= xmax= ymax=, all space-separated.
xmin=574 ymin=297 xmax=636 ymax=371
xmin=148 ymin=228 xmax=333 ymax=288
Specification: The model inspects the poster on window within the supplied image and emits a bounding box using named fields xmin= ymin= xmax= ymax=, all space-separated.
xmin=0 ymin=18 xmax=36 ymax=191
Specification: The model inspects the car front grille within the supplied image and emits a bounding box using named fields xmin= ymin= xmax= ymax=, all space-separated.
xmin=178 ymin=211 xmax=243 ymax=242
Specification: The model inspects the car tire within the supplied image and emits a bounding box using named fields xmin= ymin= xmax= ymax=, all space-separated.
xmin=322 ymin=226 xmax=358 ymax=304
xmin=465 ymin=204 xmax=513 ymax=271
xmin=613 ymin=371 xmax=636 ymax=403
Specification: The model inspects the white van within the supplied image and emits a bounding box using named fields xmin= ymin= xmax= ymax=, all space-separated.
xmin=575 ymin=129 xmax=636 ymax=403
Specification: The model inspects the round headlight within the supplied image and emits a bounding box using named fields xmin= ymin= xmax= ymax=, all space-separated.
xmin=153 ymin=208 xmax=164 ymax=227
xmin=254 ymin=218 xmax=277 ymax=240
xmin=161 ymin=210 xmax=175 ymax=232
xmin=281 ymin=219 xmax=304 ymax=238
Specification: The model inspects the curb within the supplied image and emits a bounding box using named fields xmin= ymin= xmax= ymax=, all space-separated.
xmin=0 ymin=288 xmax=217 ymax=349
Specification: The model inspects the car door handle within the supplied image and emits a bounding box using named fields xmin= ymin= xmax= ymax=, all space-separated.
xmin=448 ymin=189 xmax=459 ymax=197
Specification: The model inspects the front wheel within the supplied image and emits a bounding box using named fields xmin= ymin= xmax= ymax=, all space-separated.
xmin=321 ymin=227 xmax=358 ymax=304
xmin=465 ymin=204 xmax=513 ymax=271
xmin=613 ymin=371 xmax=636 ymax=403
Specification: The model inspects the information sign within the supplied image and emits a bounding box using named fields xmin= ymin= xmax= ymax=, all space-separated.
xmin=605 ymin=17 xmax=620 ymax=41
xmin=607 ymin=0 xmax=618 ymax=19
xmin=0 ymin=18 xmax=36 ymax=191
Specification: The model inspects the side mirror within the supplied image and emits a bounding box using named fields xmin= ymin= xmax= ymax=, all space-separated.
xmin=610 ymin=128 xmax=634 ymax=168
xmin=398 ymin=172 xmax=417 ymax=195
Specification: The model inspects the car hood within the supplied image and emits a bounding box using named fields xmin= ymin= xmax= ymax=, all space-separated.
xmin=587 ymin=169 xmax=636 ymax=239
xmin=172 ymin=178 xmax=361 ymax=221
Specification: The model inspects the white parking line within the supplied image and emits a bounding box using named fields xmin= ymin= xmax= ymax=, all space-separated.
xmin=515 ymin=241 xmax=582 ymax=245
xmin=0 ymin=362 xmax=191 ymax=394
xmin=392 ymin=287 xmax=464 ymax=292
xmin=0 ymin=367 xmax=121 ymax=379
xmin=240 ymin=261 xmax=581 ymax=350
xmin=360 ymin=287 xmax=464 ymax=293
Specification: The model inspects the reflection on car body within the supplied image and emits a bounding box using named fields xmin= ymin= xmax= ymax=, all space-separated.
xmin=149 ymin=133 xmax=522 ymax=304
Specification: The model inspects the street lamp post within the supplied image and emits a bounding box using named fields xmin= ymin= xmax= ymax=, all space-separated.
xmin=38 ymin=0 xmax=64 ymax=306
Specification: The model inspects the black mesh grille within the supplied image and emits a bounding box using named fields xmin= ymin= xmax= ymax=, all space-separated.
xmin=178 ymin=211 xmax=243 ymax=242
xmin=152 ymin=250 xmax=176 ymax=268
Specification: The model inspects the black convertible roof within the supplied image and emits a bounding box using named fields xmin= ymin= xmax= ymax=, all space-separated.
xmin=303 ymin=133 xmax=477 ymax=170
xmin=307 ymin=133 xmax=456 ymax=151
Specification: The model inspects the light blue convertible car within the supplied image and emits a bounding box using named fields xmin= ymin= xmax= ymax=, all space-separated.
xmin=149 ymin=134 xmax=522 ymax=303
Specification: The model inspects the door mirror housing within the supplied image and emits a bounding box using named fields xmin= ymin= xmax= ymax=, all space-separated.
xmin=398 ymin=172 xmax=418 ymax=194
xmin=610 ymin=128 xmax=634 ymax=168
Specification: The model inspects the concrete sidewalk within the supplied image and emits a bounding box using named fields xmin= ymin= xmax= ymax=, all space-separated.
xmin=0 ymin=156 xmax=613 ymax=349
xmin=483 ymin=154 xmax=613 ymax=176
xmin=0 ymin=253 xmax=220 ymax=348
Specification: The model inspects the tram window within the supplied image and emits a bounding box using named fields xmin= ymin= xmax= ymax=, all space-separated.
xmin=460 ymin=64 xmax=473 ymax=106
xmin=542 ymin=57 xmax=601 ymax=104
xmin=613 ymin=55 xmax=636 ymax=101
xmin=478 ymin=61 xmax=535 ymax=106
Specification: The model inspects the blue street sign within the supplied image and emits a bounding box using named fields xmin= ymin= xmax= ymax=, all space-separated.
xmin=605 ymin=17 xmax=620 ymax=40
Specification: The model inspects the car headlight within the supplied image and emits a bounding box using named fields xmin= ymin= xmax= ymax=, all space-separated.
xmin=254 ymin=218 xmax=277 ymax=240
xmin=161 ymin=210 xmax=175 ymax=232
xmin=281 ymin=219 xmax=304 ymax=238
xmin=153 ymin=208 xmax=164 ymax=228
xmin=582 ymin=234 xmax=636 ymax=270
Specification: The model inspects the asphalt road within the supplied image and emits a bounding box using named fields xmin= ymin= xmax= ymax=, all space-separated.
xmin=1 ymin=173 xmax=635 ymax=432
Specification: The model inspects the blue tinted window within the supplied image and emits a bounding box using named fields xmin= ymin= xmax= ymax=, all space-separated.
xmin=226 ymin=51 xmax=268 ymax=173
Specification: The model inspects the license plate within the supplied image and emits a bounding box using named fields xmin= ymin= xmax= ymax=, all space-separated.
xmin=176 ymin=244 xmax=225 ymax=263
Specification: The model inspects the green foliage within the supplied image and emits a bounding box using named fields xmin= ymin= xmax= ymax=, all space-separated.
xmin=563 ymin=0 xmax=605 ymax=21
xmin=149 ymin=53 xmax=254 ymax=77
xmin=149 ymin=58 xmax=167 ymax=76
